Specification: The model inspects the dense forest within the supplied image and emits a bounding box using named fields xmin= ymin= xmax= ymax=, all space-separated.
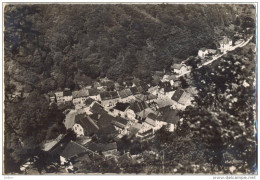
xmin=4 ymin=4 xmax=254 ymax=93
xmin=4 ymin=4 xmax=256 ymax=174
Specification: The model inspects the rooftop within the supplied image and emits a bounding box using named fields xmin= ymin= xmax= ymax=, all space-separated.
xmin=75 ymin=114 xmax=99 ymax=136
xmin=72 ymin=90 xmax=89 ymax=99
xmin=171 ymin=89 xmax=185 ymax=102
xmin=114 ymin=102 xmax=130 ymax=112
xmin=60 ymin=141 xmax=87 ymax=159
xmin=129 ymin=101 xmax=149 ymax=113
xmin=118 ymin=89 xmax=133 ymax=98
xmin=103 ymin=142 xmax=117 ymax=151
xmin=159 ymin=107 xmax=180 ymax=124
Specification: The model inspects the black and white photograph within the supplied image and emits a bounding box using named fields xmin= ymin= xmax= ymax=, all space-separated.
xmin=2 ymin=1 xmax=258 ymax=176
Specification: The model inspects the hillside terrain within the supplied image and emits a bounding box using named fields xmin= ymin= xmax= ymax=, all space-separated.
xmin=3 ymin=4 xmax=256 ymax=174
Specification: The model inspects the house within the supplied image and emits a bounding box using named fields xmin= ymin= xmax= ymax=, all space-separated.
xmin=102 ymin=142 xmax=117 ymax=157
xmin=118 ymin=89 xmax=135 ymax=103
xmin=128 ymin=123 xmax=142 ymax=139
xmin=100 ymin=91 xmax=120 ymax=107
xmin=171 ymin=63 xmax=188 ymax=75
xmin=124 ymin=81 xmax=133 ymax=88
xmin=55 ymin=91 xmax=64 ymax=104
xmin=60 ymin=141 xmax=88 ymax=160
xmin=90 ymin=102 xmax=106 ymax=114
xmin=48 ymin=92 xmax=56 ymax=103
xmin=112 ymin=102 xmax=130 ymax=117
xmin=136 ymin=128 xmax=154 ymax=141
xmin=136 ymin=107 xmax=158 ymax=121
xmin=126 ymin=101 xmax=149 ymax=121
xmin=63 ymin=88 xmax=73 ymax=102
xmin=146 ymin=113 xmax=165 ymax=130
xmin=163 ymin=75 xmax=177 ymax=86
xmin=208 ymin=49 xmax=218 ymax=55
xmin=171 ymin=89 xmax=190 ymax=105
xmin=89 ymin=111 xmax=115 ymax=130
xmin=219 ymin=36 xmax=233 ymax=52
xmin=198 ymin=48 xmax=209 ymax=59
xmin=148 ymin=86 xmax=160 ymax=96
xmin=112 ymin=117 xmax=129 ymax=134
xmin=88 ymin=88 xmax=100 ymax=101
xmin=85 ymin=97 xmax=95 ymax=107
xmin=130 ymin=87 xmax=142 ymax=96
xmin=159 ymin=81 xmax=172 ymax=94
xmin=135 ymin=93 xmax=157 ymax=104
xmin=73 ymin=114 xmax=99 ymax=137
xmin=158 ymin=106 xmax=180 ymax=132
xmin=72 ymin=90 xmax=89 ymax=105
xmin=114 ymin=82 xmax=124 ymax=91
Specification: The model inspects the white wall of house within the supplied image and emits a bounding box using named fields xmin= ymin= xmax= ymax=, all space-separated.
xmin=120 ymin=95 xmax=135 ymax=103
xmin=198 ymin=50 xmax=209 ymax=59
xmin=73 ymin=98 xmax=81 ymax=105
xmin=89 ymin=94 xmax=101 ymax=101
xmin=174 ymin=65 xmax=188 ymax=75
xmin=126 ymin=109 xmax=136 ymax=121
xmin=73 ymin=123 xmax=84 ymax=137
xmin=64 ymin=96 xmax=73 ymax=102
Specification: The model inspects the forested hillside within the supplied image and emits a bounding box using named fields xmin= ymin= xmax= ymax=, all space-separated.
xmin=4 ymin=4 xmax=256 ymax=174
xmin=4 ymin=4 xmax=254 ymax=93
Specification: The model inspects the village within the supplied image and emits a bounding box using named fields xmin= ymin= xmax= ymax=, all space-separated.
xmin=19 ymin=32 xmax=253 ymax=174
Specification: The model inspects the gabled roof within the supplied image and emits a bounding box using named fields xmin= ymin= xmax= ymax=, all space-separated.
xmin=129 ymin=101 xmax=149 ymax=113
xmin=130 ymin=87 xmax=141 ymax=95
xmin=125 ymin=81 xmax=133 ymax=87
xmin=85 ymin=142 xmax=105 ymax=152
xmin=103 ymin=142 xmax=117 ymax=151
xmin=138 ymin=128 xmax=153 ymax=136
xmin=159 ymin=107 xmax=180 ymax=124
xmin=114 ymin=102 xmax=130 ymax=112
xmin=118 ymin=89 xmax=133 ymax=98
xmin=128 ymin=123 xmax=142 ymax=138
xmin=72 ymin=90 xmax=89 ymax=99
xmin=63 ymin=89 xmax=72 ymax=96
xmin=171 ymin=64 xmax=182 ymax=70
xmin=100 ymin=91 xmax=119 ymax=100
xmin=90 ymin=111 xmax=115 ymax=129
xmin=166 ymin=75 xmax=177 ymax=81
xmin=90 ymin=102 xmax=106 ymax=114
xmin=60 ymin=141 xmax=87 ymax=159
xmin=75 ymin=114 xmax=99 ymax=136
xmin=88 ymin=88 xmax=99 ymax=96
xmin=145 ymin=118 xmax=156 ymax=127
xmin=85 ymin=97 xmax=95 ymax=106
xmin=100 ymin=91 xmax=111 ymax=100
xmin=112 ymin=117 xmax=128 ymax=129
xmin=110 ymin=91 xmax=119 ymax=99
xmin=136 ymin=108 xmax=157 ymax=119
xmin=135 ymin=93 xmax=157 ymax=101
xmin=171 ymin=89 xmax=185 ymax=102
xmin=147 ymin=113 xmax=159 ymax=120
xmin=55 ymin=91 xmax=63 ymax=97
xmin=199 ymin=47 xmax=207 ymax=52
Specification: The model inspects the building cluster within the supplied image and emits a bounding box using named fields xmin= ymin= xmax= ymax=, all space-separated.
xmin=197 ymin=36 xmax=236 ymax=60
xmin=40 ymin=33 xmax=250 ymax=173
xmin=43 ymin=65 xmax=194 ymax=172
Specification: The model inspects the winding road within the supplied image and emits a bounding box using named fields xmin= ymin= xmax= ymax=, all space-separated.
xmin=176 ymin=36 xmax=254 ymax=78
